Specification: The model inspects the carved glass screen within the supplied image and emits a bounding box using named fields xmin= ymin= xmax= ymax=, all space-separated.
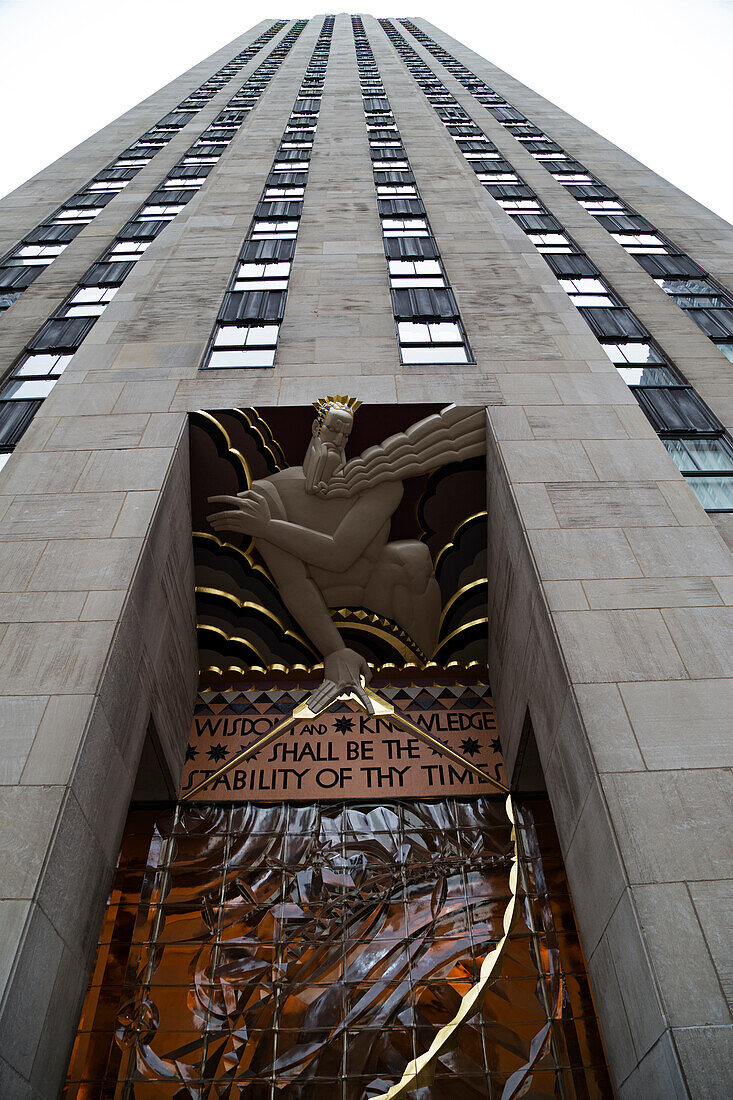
xmin=65 ymin=797 xmax=612 ymax=1098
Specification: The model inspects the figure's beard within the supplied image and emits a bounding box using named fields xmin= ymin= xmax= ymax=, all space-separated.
xmin=304 ymin=437 xmax=347 ymax=496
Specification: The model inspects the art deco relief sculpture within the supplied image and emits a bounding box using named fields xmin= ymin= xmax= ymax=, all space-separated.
xmin=208 ymin=398 xmax=486 ymax=710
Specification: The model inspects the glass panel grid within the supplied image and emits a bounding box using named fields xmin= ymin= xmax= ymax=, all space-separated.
xmin=65 ymin=798 xmax=613 ymax=1097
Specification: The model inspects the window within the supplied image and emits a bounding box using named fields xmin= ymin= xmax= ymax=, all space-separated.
xmin=399 ymin=330 xmax=470 ymax=364
xmin=558 ymin=278 xmax=616 ymax=307
xmin=601 ymin=341 xmax=665 ymax=365
xmin=552 ymin=172 xmax=593 ymax=183
xmin=634 ymin=386 xmax=720 ymax=434
xmin=382 ymin=218 xmax=429 ymax=237
xmin=88 ymin=181 xmax=127 ymax=192
xmin=109 ymin=240 xmax=150 ymax=258
xmin=139 ymin=204 xmax=185 ymax=220
xmin=209 ymin=324 xmax=279 ymax=368
xmin=611 ymin=233 xmax=668 ymax=253
xmin=250 ymin=219 xmax=299 ymax=239
xmin=15 ymin=352 xmax=72 ymax=377
xmin=162 ymin=177 xmax=205 ymax=190
xmin=527 ymin=233 xmax=573 ymax=253
xmin=52 ymin=208 xmax=97 ymax=225
xmin=497 ymin=199 xmax=542 ymax=212
xmin=233 ymin=262 xmax=291 ymax=290
xmin=663 ymin=438 xmax=733 ymax=510
xmin=264 ymin=187 xmax=305 ymax=200
xmin=388 ymin=259 xmax=445 ymax=287
xmin=615 ymin=364 xmax=679 ymax=386
xmin=377 ymin=185 xmax=417 ymax=197
xmin=476 ymin=172 xmax=519 ymax=183
xmin=580 ymin=200 xmax=625 ymax=212
xmin=8 ymin=243 xmax=67 ymax=266
xmin=61 ymin=286 xmax=118 ymax=317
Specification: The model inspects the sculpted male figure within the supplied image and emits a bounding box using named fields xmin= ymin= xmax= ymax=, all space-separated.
xmin=208 ymin=399 xmax=486 ymax=710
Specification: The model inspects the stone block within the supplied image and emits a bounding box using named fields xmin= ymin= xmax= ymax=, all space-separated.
xmin=604 ymin=889 xmax=666 ymax=1062
xmin=661 ymin=606 xmax=733 ymax=677
xmin=528 ymin=527 xmax=640 ymax=580
xmin=552 ymin=609 xmax=688 ymax=682
xmin=499 ymin=440 xmax=597 ymax=482
xmin=583 ymin=577 xmax=722 ymax=610
xmin=512 ymin=482 xmax=559 ymax=529
xmin=0 ymin=786 xmax=64 ymax=898
xmin=546 ymin=481 xmax=677 ymax=528
xmin=671 ymin=1025 xmax=733 ymax=1098
xmin=28 ymin=537 xmax=142 ymax=593
xmin=0 ymin=696 xmax=47 ymax=783
xmin=583 ymin=439 xmax=681 ymax=481
xmin=0 ymin=903 xmax=65 ymax=1083
xmin=633 ymin=882 xmax=731 ymax=1026
xmin=688 ymin=880 xmax=733 ymax=1012
xmin=0 ymin=493 xmax=125 ymax=541
xmin=0 ymin=450 xmax=90 ymax=495
xmin=615 ymin=1031 xmax=686 ymax=1100
xmin=564 ymin=781 xmax=626 ymax=954
xmin=19 ymin=694 xmax=94 ymax=786
xmin=46 ymin=414 xmax=149 ymax=452
xmin=74 ymin=448 xmax=174 ymax=494
xmin=602 ymin=770 xmax=733 ymax=883
xmin=0 ymin=900 xmax=31 ymax=996
xmin=574 ymin=683 xmax=645 ymax=772
xmin=524 ymin=404 xmax=629 ymax=439
xmin=543 ymin=580 xmax=588 ymax=610
xmin=619 ymin=679 xmax=733 ymax=769
xmin=543 ymin=693 xmax=596 ymax=845
xmin=0 ymin=620 xmax=115 ymax=695
xmin=626 ymin=526 xmax=733 ymax=578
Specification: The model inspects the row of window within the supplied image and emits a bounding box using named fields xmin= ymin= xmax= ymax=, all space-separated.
xmin=202 ymin=17 xmax=335 ymax=370
xmin=0 ymin=22 xmax=309 ymax=469
xmin=0 ymin=21 xmax=289 ymax=315
xmin=379 ymin=20 xmax=733 ymax=512
xmin=351 ymin=17 xmax=471 ymax=366
xmin=399 ymin=20 xmax=733 ymax=366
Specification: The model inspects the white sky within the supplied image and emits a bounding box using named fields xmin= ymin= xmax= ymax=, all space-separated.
xmin=0 ymin=0 xmax=731 ymax=225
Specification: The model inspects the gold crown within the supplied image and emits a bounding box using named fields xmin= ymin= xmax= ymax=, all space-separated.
xmin=312 ymin=394 xmax=362 ymax=427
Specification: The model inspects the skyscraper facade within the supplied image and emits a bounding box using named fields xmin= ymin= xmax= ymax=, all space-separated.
xmin=0 ymin=14 xmax=731 ymax=1099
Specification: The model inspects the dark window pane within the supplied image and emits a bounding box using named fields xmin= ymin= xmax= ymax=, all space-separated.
xmin=636 ymin=254 xmax=705 ymax=279
xmin=580 ymin=308 xmax=645 ymax=339
xmin=687 ymin=308 xmax=733 ymax=339
xmin=220 ymin=290 xmax=286 ymax=322
xmin=30 ymin=316 xmax=95 ymax=351
xmin=634 ymin=387 xmax=720 ymax=433
xmin=391 ymin=286 xmax=459 ymax=320
xmin=0 ymin=399 xmax=43 ymax=446
xmin=0 ymin=266 xmax=41 ymax=290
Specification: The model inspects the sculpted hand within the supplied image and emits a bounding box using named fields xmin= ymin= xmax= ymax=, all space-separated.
xmin=307 ymin=648 xmax=374 ymax=715
xmin=207 ymin=489 xmax=271 ymax=538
